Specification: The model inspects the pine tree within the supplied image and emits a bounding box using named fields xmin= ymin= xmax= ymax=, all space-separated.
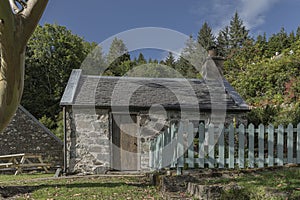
xmin=197 ymin=22 xmax=216 ymax=51
xmin=296 ymin=26 xmax=300 ymax=40
xmin=164 ymin=52 xmax=176 ymax=67
xmin=216 ymin=26 xmax=230 ymax=57
xmin=137 ymin=53 xmax=147 ymax=65
xmin=107 ymin=37 xmax=128 ymax=65
xmin=105 ymin=37 xmax=131 ymax=76
xmin=228 ymin=11 xmax=250 ymax=49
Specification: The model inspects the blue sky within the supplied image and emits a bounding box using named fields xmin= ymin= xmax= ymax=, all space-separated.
xmin=40 ymin=0 xmax=300 ymax=60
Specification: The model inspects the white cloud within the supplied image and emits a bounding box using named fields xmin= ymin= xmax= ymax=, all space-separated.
xmin=191 ymin=0 xmax=281 ymax=34
xmin=239 ymin=0 xmax=280 ymax=29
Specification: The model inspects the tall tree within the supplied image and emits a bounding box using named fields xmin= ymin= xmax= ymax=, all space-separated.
xmin=22 ymin=24 xmax=88 ymax=121
xmin=0 ymin=0 xmax=48 ymax=132
xmin=164 ymin=52 xmax=176 ymax=67
xmin=296 ymin=26 xmax=300 ymax=40
xmin=216 ymin=26 xmax=230 ymax=57
xmin=267 ymin=27 xmax=289 ymax=57
xmin=137 ymin=53 xmax=147 ymax=65
xmin=197 ymin=22 xmax=216 ymax=51
xmin=228 ymin=11 xmax=250 ymax=49
xmin=105 ymin=37 xmax=130 ymax=76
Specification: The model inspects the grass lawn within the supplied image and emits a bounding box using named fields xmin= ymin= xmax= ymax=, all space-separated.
xmin=0 ymin=174 xmax=162 ymax=199
xmin=201 ymin=167 xmax=300 ymax=199
xmin=1 ymin=167 xmax=300 ymax=199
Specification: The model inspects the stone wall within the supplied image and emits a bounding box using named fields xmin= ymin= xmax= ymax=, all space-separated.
xmin=65 ymin=107 xmax=248 ymax=174
xmin=66 ymin=107 xmax=110 ymax=174
xmin=1 ymin=106 xmax=63 ymax=167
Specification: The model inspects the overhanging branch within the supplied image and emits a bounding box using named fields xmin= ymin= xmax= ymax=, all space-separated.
xmin=20 ymin=0 xmax=49 ymax=45
xmin=0 ymin=0 xmax=15 ymax=41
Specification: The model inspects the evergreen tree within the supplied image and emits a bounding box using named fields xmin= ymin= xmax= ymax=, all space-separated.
xmin=255 ymin=32 xmax=267 ymax=57
xmin=296 ymin=26 xmax=300 ymax=40
xmin=105 ymin=37 xmax=131 ymax=76
xmin=164 ymin=52 xmax=176 ymax=67
xmin=216 ymin=26 xmax=230 ymax=57
xmin=197 ymin=22 xmax=216 ymax=51
xmin=266 ymin=27 xmax=289 ymax=57
xmin=228 ymin=11 xmax=250 ymax=49
xmin=137 ymin=53 xmax=147 ymax=65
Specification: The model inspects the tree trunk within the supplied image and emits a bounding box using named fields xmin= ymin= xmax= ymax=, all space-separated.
xmin=0 ymin=0 xmax=48 ymax=132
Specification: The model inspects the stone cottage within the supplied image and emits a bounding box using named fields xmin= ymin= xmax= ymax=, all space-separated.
xmin=1 ymin=106 xmax=63 ymax=167
xmin=60 ymin=61 xmax=250 ymax=174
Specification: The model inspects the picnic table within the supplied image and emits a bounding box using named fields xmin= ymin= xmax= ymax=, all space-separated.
xmin=0 ymin=153 xmax=51 ymax=175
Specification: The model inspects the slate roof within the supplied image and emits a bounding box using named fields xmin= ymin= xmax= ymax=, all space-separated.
xmin=60 ymin=69 xmax=249 ymax=112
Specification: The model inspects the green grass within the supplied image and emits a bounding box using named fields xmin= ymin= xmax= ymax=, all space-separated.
xmin=1 ymin=167 xmax=300 ymax=199
xmin=0 ymin=174 xmax=162 ymax=200
xmin=200 ymin=167 xmax=300 ymax=199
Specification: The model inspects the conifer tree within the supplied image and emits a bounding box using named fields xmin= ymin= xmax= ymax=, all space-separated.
xmin=228 ymin=11 xmax=250 ymax=49
xmin=197 ymin=22 xmax=216 ymax=51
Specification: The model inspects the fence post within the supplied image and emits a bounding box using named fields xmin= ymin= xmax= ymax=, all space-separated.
xmin=149 ymin=140 xmax=154 ymax=169
xmin=218 ymin=124 xmax=225 ymax=168
xmin=229 ymin=124 xmax=235 ymax=168
xmin=187 ymin=123 xmax=195 ymax=168
xmin=258 ymin=124 xmax=265 ymax=168
xmin=171 ymin=123 xmax=177 ymax=168
xmin=277 ymin=125 xmax=284 ymax=166
xmin=198 ymin=123 xmax=205 ymax=168
xmin=287 ymin=124 xmax=294 ymax=163
xmin=238 ymin=124 xmax=245 ymax=168
xmin=268 ymin=124 xmax=274 ymax=167
xmin=177 ymin=122 xmax=184 ymax=175
xmin=248 ymin=124 xmax=255 ymax=168
xmin=208 ymin=124 xmax=215 ymax=168
xmin=297 ymin=123 xmax=300 ymax=164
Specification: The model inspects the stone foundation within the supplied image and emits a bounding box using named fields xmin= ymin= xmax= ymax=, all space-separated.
xmin=65 ymin=107 xmax=248 ymax=174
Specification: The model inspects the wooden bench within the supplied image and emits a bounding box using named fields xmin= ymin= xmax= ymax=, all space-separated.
xmin=0 ymin=153 xmax=51 ymax=175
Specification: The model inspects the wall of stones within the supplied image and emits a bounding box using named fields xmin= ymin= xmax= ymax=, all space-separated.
xmin=66 ymin=107 xmax=110 ymax=174
xmin=1 ymin=106 xmax=63 ymax=167
xmin=65 ymin=107 xmax=248 ymax=174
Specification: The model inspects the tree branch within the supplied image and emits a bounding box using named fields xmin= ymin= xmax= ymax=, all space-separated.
xmin=20 ymin=0 xmax=48 ymax=45
xmin=0 ymin=0 xmax=15 ymax=42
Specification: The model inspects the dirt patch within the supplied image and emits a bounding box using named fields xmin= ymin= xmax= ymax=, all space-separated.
xmin=0 ymin=186 xmax=37 ymax=199
xmin=156 ymin=166 xmax=300 ymax=199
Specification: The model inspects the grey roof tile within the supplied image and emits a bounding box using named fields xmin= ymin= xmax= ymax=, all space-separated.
xmin=61 ymin=70 xmax=249 ymax=111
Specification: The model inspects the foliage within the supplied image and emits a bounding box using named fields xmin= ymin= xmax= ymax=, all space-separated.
xmin=197 ymin=22 xmax=216 ymax=51
xmin=0 ymin=174 xmax=161 ymax=199
xmin=22 ymin=24 xmax=90 ymax=136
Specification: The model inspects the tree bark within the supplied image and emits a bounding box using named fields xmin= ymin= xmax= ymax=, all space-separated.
xmin=0 ymin=0 xmax=48 ymax=132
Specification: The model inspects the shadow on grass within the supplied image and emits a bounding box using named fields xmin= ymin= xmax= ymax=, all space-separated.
xmin=0 ymin=181 xmax=152 ymax=198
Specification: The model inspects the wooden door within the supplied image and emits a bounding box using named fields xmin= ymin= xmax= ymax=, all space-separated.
xmin=112 ymin=114 xmax=138 ymax=171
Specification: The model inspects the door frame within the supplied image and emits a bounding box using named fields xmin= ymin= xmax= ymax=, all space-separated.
xmin=109 ymin=112 xmax=141 ymax=171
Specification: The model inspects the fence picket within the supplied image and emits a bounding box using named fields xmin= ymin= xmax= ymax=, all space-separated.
xmin=297 ymin=123 xmax=300 ymax=164
xmin=248 ymin=124 xmax=255 ymax=168
xmin=149 ymin=139 xmax=154 ymax=169
xmin=277 ymin=125 xmax=284 ymax=166
xmin=268 ymin=124 xmax=274 ymax=167
xmin=238 ymin=124 xmax=245 ymax=168
xmin=287 ymin=124 xmax=293 ymax=163
xmin=150 ymin=122 xmax=300 ymax=171
xmin=162 ymin=128 xmax=170 ymax=168
xmin=229 ymin=124 xmax=234 ymax=168
xmin=218 ymin=124 xmax=225 ymax=168
xmin=187 ymin=123 xmax=195 ymax=168
xmin=258 ymin=124 xmax=265 ymax=168
xmin=208 ymin=124 xmax=215 ymax=168
xmin=177 ymin=122 xmax=184 ymax=174
xmin=170 ymin=123 xmax=177 ymax=168
xmin=198 ymin=123 xmax=205 ymax=168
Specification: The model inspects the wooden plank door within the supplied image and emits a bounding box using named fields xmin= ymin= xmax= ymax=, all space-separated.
xmin=112 ymin=114 xmax=138 ymax=171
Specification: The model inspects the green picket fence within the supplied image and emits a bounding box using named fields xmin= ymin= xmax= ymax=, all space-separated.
xmin=149 ymin=122 xmax=300 ymax=174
